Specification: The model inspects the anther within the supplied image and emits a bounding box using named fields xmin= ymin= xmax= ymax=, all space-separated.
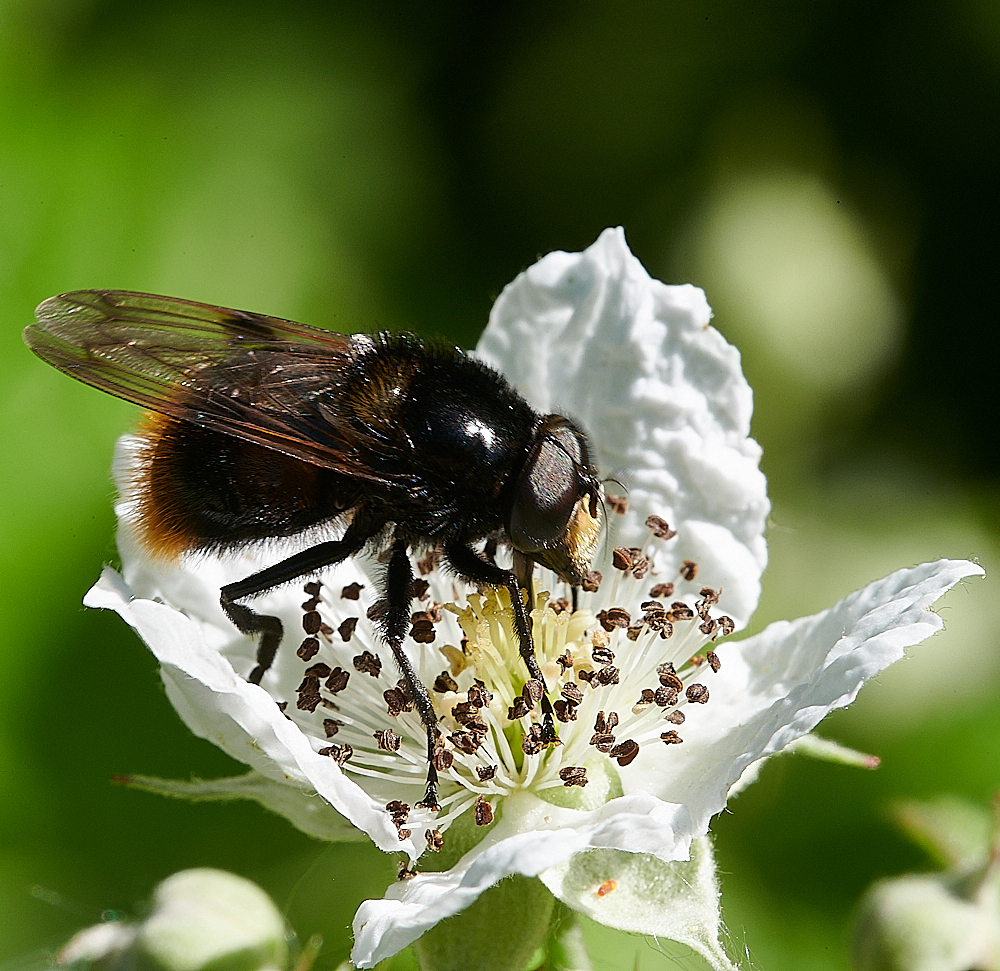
xmin=660 ymin=731 xmax=683 ymax=745
xmin=610 ymin=740 xmax=639 ymax=766
xmin=412 ymin=578 xmax=430 ymax=601
xmin=666 ymin=710 xmax=685 ymax=725
xmin=649 ymin=582 xmax=674 ymax=598
xmin=561 ymin=682 xmax=584 ymax=704
xmin=654 ymin=685 xmax=679 ymax=707
xmin=476 ymin=765 xmax=497 ymax=782
xmin=322 ymin=718 xmax=343 ymax=737
xmin=606 ymin=494 xmax=629 ymax=514
xmin=302 ymin=610 xmax=322 ymax=635
xmin=645 ymin=515 xmax=676 ymax=539
xmin=474 ymin=796 xmax=494 ymax=826
xmin=680 ymin=560 xmax=698 ymax=582
xmin=685 ymin=684 xmax=710 ymax=704
xmin=375 ymin=729 xmax=402 ymax=752
xmin=353 ymin=651 xmax=382 ymax=677
xmin=325 ymin=668 xmax=350 ymax=694
xmin=431 ymin=742 xmax=454 ymax=772
xmin=410 ymin=618 xmax=436 ymax=643
xmin=657 ymin=663 xmax=683 ymax=691
xmin=318 ymin=743 xmax=353 ymax=765
xmin=341 ymin=582 xmax=364 ymax=600
xmin=467 ymin=681 xmax=492 ymax=708
xmin=706 ymin=651 xmax=721 ymax=673
xmin=556 ymin=651 xmax=574 ymax=673
xmin=433 ymin=671 xmax=458 ymax=693
xmin=592 ymin=646 xmax=615 ymax=665
xmin=449 ymin=731 xmax=482 ymax=754
xmin=667 ymin=602 xmax=694 ymax=621
xmin=297 ymin=638 xmax=320 ymax=661
xmin=521 ymin=724 xmax=547 ymax=755
xmin=304 ymin=663 xmax=331 ymax=678
xmin=425 ymin=829 xmax=444 ymax=852
xmin=337 ymin=617 xmax=358 ymax=642
xmin=595 ymin=665 xmax=620 ymax=686
xmin=559 ymin=766 xmax=589 ymax=787
xmin=385 ymin=800 xmax=410 ymax=826
xmin=581 ymin=571 xmax=603 ymax=592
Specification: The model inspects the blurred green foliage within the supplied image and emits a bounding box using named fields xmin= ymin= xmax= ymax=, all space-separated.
xmin=1 ymin=2 xmax=997 ymax=969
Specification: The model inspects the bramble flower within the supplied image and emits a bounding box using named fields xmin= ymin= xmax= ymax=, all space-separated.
xmin=85 ymin=229 xmax=983 ymax=970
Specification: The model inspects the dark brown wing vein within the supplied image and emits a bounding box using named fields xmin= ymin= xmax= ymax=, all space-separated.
xmin=24 ymin=290 xmax=397 ymax=483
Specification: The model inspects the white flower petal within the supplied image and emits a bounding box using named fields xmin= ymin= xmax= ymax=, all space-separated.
xmin=350 ymin=790 xmax=692 ymax=968
xmin=84 ymin=568 xmax=406 ymax=854
xmin=539 ymin=836 xmax=738 ymax=971
xmin=476 ymin=226 xmax=769 ymax=626
xmin=618 ymin=559 xmax=985 ymax=833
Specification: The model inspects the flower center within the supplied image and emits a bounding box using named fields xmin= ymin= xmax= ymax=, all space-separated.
xmin=264 ymin=516 xmax=734 ymax=855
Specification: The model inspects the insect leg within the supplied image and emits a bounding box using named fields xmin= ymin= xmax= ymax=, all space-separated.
xmin=383 ymin=539 xmax=441 ymax=812
xmin=444 ymin=543 xmax=557 ymax=729
xmin=221 ymin=520 xmax=376 ymax=684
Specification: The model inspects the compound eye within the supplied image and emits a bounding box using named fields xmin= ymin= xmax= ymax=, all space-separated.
xmin=508 ymin=423 xmax=585 ymax=553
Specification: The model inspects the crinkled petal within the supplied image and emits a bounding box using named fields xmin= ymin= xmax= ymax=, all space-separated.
xmin=617 ymin=559 xmax=985 ymax=832
xmin=539 ymin=836 xmax=738 ymax=971
xmin=350 ymin=790 xmax=692 ymax=968
xmin=84 ymin=568 xmax=406 ymax=854
xmin=476 ymin=227 xmax=769 ymax=626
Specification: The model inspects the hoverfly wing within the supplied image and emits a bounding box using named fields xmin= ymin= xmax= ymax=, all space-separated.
xmin=25 ymin=290 xmax=389 ymax=481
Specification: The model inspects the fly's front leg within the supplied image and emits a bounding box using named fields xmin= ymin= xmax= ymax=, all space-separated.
xmin=444 ymin=543 xmax=557 ymax=736
xmin=383 ymin=540 xmax=442 ymax=812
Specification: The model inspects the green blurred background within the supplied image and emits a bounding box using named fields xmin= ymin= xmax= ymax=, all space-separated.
xmin=2 ymin=2 xmax=998 ymax=968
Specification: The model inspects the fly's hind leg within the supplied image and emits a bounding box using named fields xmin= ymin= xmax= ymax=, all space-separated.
xmin=220 ymin=522 xmax=372 ymax=684
xmin=383 ymin=539 xmax=442 ymax=812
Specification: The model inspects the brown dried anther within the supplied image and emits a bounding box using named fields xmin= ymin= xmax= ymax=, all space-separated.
xmin=340 ymin=582 xmax=364 ymax=601
xmin=322 ymin=718 xmax=344 ymax=738
xmin=337 ymin=617 xmax=358 ymax=642
xmin=318 ymin=743 xmax=353 ymax=765
xmin=374 ymin=729 xmax=402 ymax=752
xmin=645 ymin=515 xmax=677 ymax=539
xmin=680 ymin=560 xmax=698 ymax=582
xmin=686 ymin=683 xmax=710 ymax=704
xmin=474 ymin=796 xmax=494 ymax=826
xmin=434 ymin=670 xmax=459 ymax=693
xmin=581 ymin=570 xmax=603 ymax=592
xmin=467 ymin=680 xmax=493 ymax=709
xmin=660 ymin=731 xmax=683 ymax=745
xmin=610 ymin=739 xmax=639 ymax=766
xmin=352 ymin=652 xmax=381 ymax=677
xmin=326 ymin=667 xmax=350 ymax=694
xmin=425 ymin=829 xmax=444 ymax=852
xmin=559 ymin=766 xmax=588 ymax=787
xmin=606 ymin=494 xmax=629 ymax=514
xmin=297 ymin=637 xmax=320 ymax=661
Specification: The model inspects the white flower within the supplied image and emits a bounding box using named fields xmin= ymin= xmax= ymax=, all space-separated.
xmin=84 ymin=229 xmax=983 ymax=969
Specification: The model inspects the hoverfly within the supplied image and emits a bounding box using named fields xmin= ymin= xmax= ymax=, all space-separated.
xmin=25 ymin=290 xmax=603 ymax=808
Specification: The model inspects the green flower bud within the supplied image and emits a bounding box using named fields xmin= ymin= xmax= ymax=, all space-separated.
xmin=852 ymin=873 xmax=1000 ymax=971
xmin=59 ymin=869 xmax=288 ymax=971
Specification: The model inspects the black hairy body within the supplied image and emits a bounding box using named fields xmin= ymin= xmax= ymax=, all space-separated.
xmin=25 ymin=291 xmax=603 ymax=809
